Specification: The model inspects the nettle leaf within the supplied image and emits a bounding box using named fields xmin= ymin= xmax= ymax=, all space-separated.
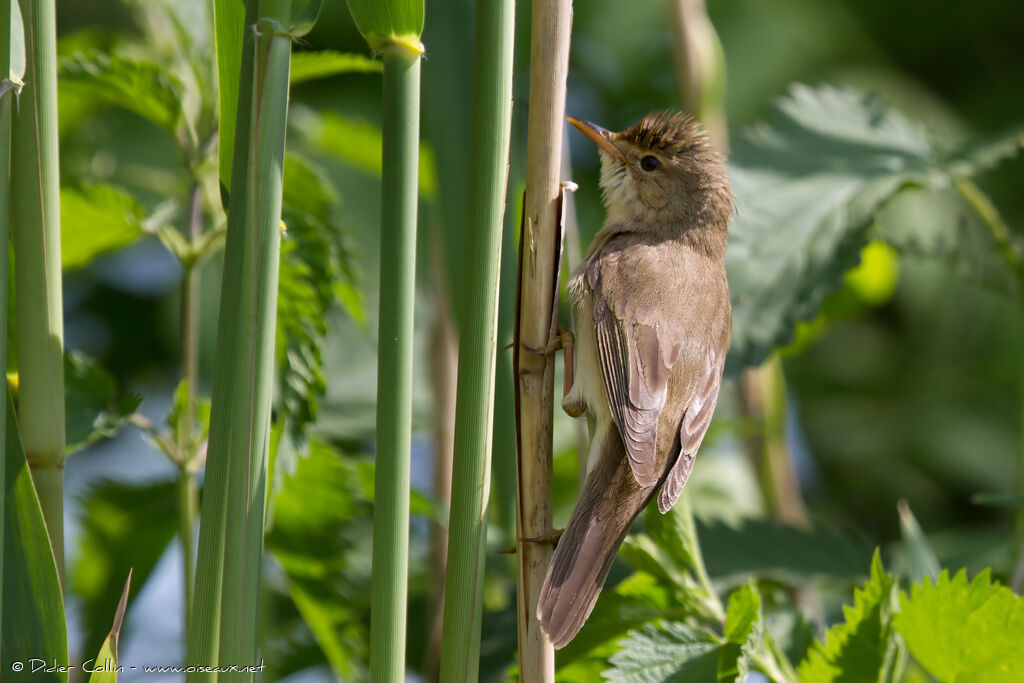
xmin=265 ymin=439 xmax=373 ymax=680
xmin=65 ymin=351 xmax=142 ymax=454
xmin=604 ymin=621 xmax=722 ymax=682
xmin=698 ymin=517 xmax=869 ymax=588
xmin=72 ymin=480 xmax=177 ymax=664
xmin=718 ymin=582 xmax=762 ymax=683
xmin=726 ymin=84 xmax=1024 ymax=370
xmin=61 ymin=184 xmax=149 ymax=270
xmin=797 ymin=551 xmax=899 ymax=683
xmin=277 ymin=153 xmax=364 ymax=448
xmin=894 ymin=569 xmax=1024 ymax=682
xmin=59 ymin=51 xmax=185 ymax=135
xmin=290 ymin=50 xmax=381 ymax=85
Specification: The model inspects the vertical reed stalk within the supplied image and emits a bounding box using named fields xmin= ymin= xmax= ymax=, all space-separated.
xmin=514 ymin=0 xmax=573 ymax=678
xmin=439 ymin=0 xmax=516 ymax=677
xmin=10 ymin=0 xmax=65 ymax=586
xmin=187 ymin=0 xmax=294 ymax=676
xmin=0 ymin=0 xmax=17 ymax=636
xmin=369 ymin=43 xmax=422 ymax=683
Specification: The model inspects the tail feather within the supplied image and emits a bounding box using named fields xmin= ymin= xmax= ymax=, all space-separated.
xmin=537 ymin=428 xmax=657 ymax=648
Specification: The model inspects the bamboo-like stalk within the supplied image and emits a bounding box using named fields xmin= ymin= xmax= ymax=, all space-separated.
xmin=10 ymin=0 xmax=65 ymax=587
xmin=369 ymin=43 xmax=422 ymax=683
xmin=438 ymin=0 xmax=516 ymax=677
xmin=667 ymin=0 xmax=726 ymax=149
xmin=186 ymin=0 xmax=291 ymax=676
xmin=514 ymin=0 xmax=573 ymax=678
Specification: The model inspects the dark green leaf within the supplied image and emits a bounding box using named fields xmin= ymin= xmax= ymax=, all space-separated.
xmin=894 ymin=569 xmax=1024 ymax=682
xmin=72 ymin=480 xmax=177 ymax=662
xmin=604 ymin=621 xmax=722 ymax=682
xmin=725 ymin=84 xmax=1024 ymax=370
xmin=65 ymin=352 xmax=141 ymax=454
xmin=59 ymin=51 xmax=185 ymax=135
xmin=797 ymin=551 xmax=898 ymax=683
xmin=283 ymin=0 xmax=322 ymax=37
xmin=3 ymin=391 xmax=68 ymax=682
xmin=698 ymin=517 xmax=870 ymax=588
xmin=61 ymin=185 xmax=149 ymax=270
xmin=289 ymin=50 xmax=380 ymax=85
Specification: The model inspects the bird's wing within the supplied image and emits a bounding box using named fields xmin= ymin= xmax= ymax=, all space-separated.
xmin=589 ymin=244 xmax=685 ymax=488
xmin=656 ymin=347 xmax=724 ymax=512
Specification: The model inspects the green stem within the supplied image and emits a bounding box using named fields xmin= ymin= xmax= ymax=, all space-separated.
xmin=0 ymin=0 xmax=11 ymax=634
xmin=10 ymin=0 xmax=66 ymax=589
xmin=438 ymin=0 xmax=515 ymax=677
xmin=370 ymin=44 xmax=421 ymax=683
xmin=954 ymin=177 xmax=1024 ymax=559
xmin=187 ymin=1 xmax=289 ymax=677
xmin=179 ymin=181 xmax=203 ymax=629
xmin=676 ymin=492 xmax=724 ymax=622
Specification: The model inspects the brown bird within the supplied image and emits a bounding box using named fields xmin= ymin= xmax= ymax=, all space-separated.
xmin=537 ymin=111 xmax=733 ymax=648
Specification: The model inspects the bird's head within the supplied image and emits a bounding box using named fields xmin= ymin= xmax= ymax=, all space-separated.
xmin=568 ymin=111 xmax=732 ymax=230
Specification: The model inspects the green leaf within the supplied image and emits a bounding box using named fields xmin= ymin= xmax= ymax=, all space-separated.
xmin=291 ymin=106 xmax=437 ymax=197
xmin=897 ymin=500 xmax=940 ymax=583
xmin=58 ymin=51 xmax=185 ymax=135
xmin=2 ymin=390 xmax=67 ymax=682
xmin=72 ymin=480 xmax=177 ymax=663
xmin=65 ymin=351 xmax=142 ymax=454
xmin=166 ymin=379 xmax=211 ymax=458
xmin=604 ymin=622 xmax=722 ymax=682
xmin=214 ymin=0 xmax=246 ymax=193
xmin=289 ymin=49 xmax=380 ymax=85
xmin=9 ymin=0 xmax=24 ymax=81
xmin=698 ymin=517 xmax=870 ymax=588
xmin=280 ymin=0 xmax=323 ymax=38
xmin=277 ymin=154 xmax=363 ymax=447
xmin=894 ymin=569 xmax=1024 ymax=683
xmin=718 ymin=582 xmax=762 ymax=682
xmin=725 ymin=84 xmax=1024 ymax=370
xmin=344 ymin=0 xmax=424 ymax=52
xmin=797 ymin=550 xmax=899 ymax=683
xmin=88 ymin=571 xmax=132 ymax=683
xmin=61 ymin=185 xmax=149 ymax=270
xmin=265 ymin=439 xmax=373 ymax=680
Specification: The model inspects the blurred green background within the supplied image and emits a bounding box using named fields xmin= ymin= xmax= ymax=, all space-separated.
xmin=53 ymin=0 xmax=1023 ymax=677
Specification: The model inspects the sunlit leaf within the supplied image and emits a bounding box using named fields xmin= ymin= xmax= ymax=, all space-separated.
xmin=896 ymin=500 xmax=940 ymax=583
xmin=797 ymin=551 xmax=899 ymax=683
xmin=718 ymin=582 xmax=762 ymax=682
xmin=87 ymin=571 xmax=132 ymax=683
xmin=9 ymin=0 xmax=24 ymax=80
xmin=726 ymin=84 xmax=1024 ymax=370
xmin=894 ymin=569 xmax=1024 ymax=683
xmin=344 ymin=0 xmax=424 ymax=52
xmin=290 ymin=50 xmax=380 ymax=85
xmin=604 ymin=621 xmax=721 ymax=682
xmin=2 ymin=391 xmax=67 ymax=682
xmin=61 ymin=185 xmax=149 ymax=270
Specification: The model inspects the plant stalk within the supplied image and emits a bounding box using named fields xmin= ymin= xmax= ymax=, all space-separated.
xmin=438 ymin=0 xmax=516 ymax=676
xmin=0 ymin=0 xmax=15 ymax=633
xmin=10 ymin=0 xmax=65 ymax=588
xmin=370 ymin=43 xmax=421 ymax=683
xmin=187 ymin=0 xmax=290 ymax=676
xmin=514 ymin=0 xmax=573 ymax=677
xmin=179 ymin=181 xmax=203 ymax=630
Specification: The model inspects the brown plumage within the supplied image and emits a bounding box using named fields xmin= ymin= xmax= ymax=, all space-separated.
xmin=537 ymin=112 xmax=733 ymax=648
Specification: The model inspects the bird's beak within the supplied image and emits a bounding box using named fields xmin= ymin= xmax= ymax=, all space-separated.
xmin=567 ymin=117 xmax=625 ymax=161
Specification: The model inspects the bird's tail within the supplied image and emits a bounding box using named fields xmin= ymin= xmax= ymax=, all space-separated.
xmin=536 ymin=427 xmax=656 ymax=648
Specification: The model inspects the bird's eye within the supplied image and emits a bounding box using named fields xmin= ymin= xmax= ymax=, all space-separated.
xmin=640 ymin=155 xmax=660 ymax=172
